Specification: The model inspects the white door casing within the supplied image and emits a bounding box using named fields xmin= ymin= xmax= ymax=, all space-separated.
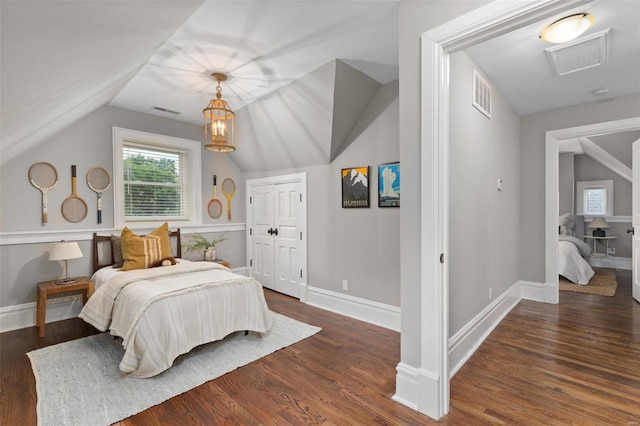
xmin=633 ymin=139 xmax=639 ymax=302
xmin=246 ymin=173 xmax=307 ymax=299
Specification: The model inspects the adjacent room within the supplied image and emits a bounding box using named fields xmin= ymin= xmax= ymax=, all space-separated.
xmin=1 ymin=0 xmax=639 ymax=424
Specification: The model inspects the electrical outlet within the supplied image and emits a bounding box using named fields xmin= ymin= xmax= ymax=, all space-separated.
xmin=342 ymin=280 xmax=348 ymax=291
xmin=489 ymin=288 xmax=493 ymax=300
xmin=607 ymin=247 xmax=616 ymax=255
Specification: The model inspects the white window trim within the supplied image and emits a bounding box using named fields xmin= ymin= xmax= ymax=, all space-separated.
xmin=576 ymin=179 xmax=614 ymax=217
xmin=112 ymin=127 xmax=202 ymax=229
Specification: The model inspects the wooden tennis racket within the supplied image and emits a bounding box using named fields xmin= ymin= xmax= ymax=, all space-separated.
xmin=61 ymin=165 xmax=88 ymax=223
xmin=86 ymin=166 xmax=111 ymax=224
xmin=222 ymin=178 xmax=236 ymax=221
xmin=28 ymin=162 xmax=58 ymax=225
xmin=208 ymin=175 xmax=223 ymax=219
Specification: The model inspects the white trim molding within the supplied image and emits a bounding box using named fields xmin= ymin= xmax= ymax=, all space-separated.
xmin=305 ymin=286 xmax=400 ymax=332
xmin=410 ymin=0 xmax=590 ymax=420
xmin=448 ymin=282 xmax=521 ymax=377
xmin=520 ymin=280 xmax=547 ymax=303
xmin=0 ymin=224 xmax=245 ymax=246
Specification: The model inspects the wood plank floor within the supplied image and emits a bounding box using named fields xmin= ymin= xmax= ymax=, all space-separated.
xmin=1 ymin=269 xmax=638 ymax=425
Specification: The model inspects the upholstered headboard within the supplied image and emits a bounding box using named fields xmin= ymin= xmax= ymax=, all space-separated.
xmin=92 ymin=229 xmax=182 ymax=273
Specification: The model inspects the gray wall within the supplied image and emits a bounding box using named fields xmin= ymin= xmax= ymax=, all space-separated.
xmin=245 ymin=81 xmax=400 ymax=306
xmin=0 ymin=105 xmax=246 ymax=308
xmin=574 ymin=154 xmax=632 ymax=258
xmin=519 ymin=93 xmax=640 ymax=283
xmin=558 ymin=153 xmax=575 ymax=215
xmin=448 ymin=51 xmax=520 ymax=336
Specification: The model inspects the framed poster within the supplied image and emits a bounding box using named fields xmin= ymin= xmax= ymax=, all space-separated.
xmin=378 ymin=162 xmax=400 ymax=207
xmin=341 ymin=166 xmax=370 ymax=208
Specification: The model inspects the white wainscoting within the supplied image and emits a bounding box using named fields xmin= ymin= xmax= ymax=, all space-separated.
xmin=304 ymin=285 xmax=401 ymax=332
xmin=0 ymin=266 xmax=250 ymax=333
xmin=448 ymin=281 xmax=522 ymax=377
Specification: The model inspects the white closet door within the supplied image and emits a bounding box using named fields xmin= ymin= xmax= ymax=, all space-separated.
xmin=250 ymin=184 xmax=274 ymax=290
xmin=273 ymin=182 xmax=302 ymax=298
xmin=633 ymin=139 xmax=639 ymax=303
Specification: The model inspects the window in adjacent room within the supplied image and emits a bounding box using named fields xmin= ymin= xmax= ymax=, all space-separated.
xmin=113 ymin=127 xmax=202 ymax=228
xmin=575 ymin=179 xmax=613 ymax=216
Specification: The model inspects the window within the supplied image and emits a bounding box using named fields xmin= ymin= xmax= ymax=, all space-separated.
xmin=113 ymin=127 xmax=202 ymax=228
xmin=576 ymin=180 xmax=613 ymax=216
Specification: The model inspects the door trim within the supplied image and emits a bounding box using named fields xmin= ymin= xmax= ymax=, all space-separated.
xmin=246 ymin=173 xmax=308 ymax=299
xmin=545 ymin=117 xmax=640 ymax=304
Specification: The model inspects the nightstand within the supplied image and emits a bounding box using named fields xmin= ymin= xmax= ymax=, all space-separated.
xmin=213 ymin=259 xmax=230 ymax=268
xmin=36 ymin=276 xmax=94 ymax=337
xmin=583 ymin=236 xmax=617 ymax=258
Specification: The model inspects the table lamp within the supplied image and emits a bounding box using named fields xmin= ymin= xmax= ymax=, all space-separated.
xmin=588 ymin=216 xmax=609 ymax=237
xmin=49 ymin=241 xmax=83 ymax=284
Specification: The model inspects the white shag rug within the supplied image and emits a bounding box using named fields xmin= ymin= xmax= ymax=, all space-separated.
xmin=28 ymin=312 xmax=320 ymax=426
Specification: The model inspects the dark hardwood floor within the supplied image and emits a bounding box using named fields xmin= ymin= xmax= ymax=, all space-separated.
xmin=1 ymin=270 xmax=638 ymax=425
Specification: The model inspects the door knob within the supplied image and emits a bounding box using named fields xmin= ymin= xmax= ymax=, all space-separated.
xmin=273 ymin=228 xmax=278 ymax=236
xmin=627 ymin=228 xmax=635 ymax=235
xmin=267 ymin=228 xmax=273 ymax=235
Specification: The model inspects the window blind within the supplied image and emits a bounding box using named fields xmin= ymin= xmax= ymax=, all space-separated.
xmin=122 ymin=143 xmax=188 ymax=220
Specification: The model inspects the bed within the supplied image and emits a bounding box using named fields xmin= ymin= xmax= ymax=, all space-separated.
xmin=79 ymin=226 xmax=273 ymax=378
xmin=558 ymin=214 xmax=595 ymax=285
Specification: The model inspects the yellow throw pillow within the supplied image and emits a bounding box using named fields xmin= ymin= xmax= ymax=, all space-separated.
xmin=148 ymin=222 xmax=172 ymax=258
xmin=120 ymin=223 xmax=172 ymax=271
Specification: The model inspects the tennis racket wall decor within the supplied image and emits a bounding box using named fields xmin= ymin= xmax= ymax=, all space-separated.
xmin=28 ymin=162 xmax=59 ymax=225
xmin=208 ymin=175 xmax=223 ymax=219
xmin=61 ymin=165 xmax=88 ymax=223
xmin=222 ymin=178 xmax=236 ymax=221
xmin=86 ymin=166 xmax=111 ymax=224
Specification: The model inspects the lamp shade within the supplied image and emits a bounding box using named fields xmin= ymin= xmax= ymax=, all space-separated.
xmin=588 ymin=216 xmax=610 ymax=229
xmin=49 ymin=241 xmax=83 ymax=261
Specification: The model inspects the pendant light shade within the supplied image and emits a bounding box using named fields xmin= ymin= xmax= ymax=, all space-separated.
xmin=203 ymin=73 xmax=235 ymax=153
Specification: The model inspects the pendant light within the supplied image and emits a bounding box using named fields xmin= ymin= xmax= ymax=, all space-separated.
xmin=203 ymin=72 xmax=235 ymax=152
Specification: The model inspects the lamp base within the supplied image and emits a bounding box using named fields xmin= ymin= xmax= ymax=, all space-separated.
xmin=56 ymin=277 xmax=78 ymax=285
xmin=592 ymin=229 xmax=605 ymax=237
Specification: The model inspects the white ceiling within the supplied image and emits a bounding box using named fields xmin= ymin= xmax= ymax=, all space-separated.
xmin=2 ymin=0 xmax=639 ymax=165
xmin=109 ymin=1 xmax=400 ymax=125
xmin=465 ymin=0 xmax=640 ymax=116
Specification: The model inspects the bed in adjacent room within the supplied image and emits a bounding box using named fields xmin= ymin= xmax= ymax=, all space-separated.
xmin=79 ymin=223 xmax=273 ymax=378
xmin=558 ymin=214 xmax=595 ymax=285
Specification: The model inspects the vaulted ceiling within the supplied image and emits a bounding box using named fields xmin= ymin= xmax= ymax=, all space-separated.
xmin=2 ymin=0 xmax=639 ymax=169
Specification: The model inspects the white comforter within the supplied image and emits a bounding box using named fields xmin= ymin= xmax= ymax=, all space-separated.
xmin=558 ymin=240 xmax=595 ymax=285
xmin=79 ymin=261 xmax=273 ymax=378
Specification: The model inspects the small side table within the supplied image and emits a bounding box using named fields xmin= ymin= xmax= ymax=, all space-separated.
xmin=36 ymin=276 xmax=94 ymax=337
xmin=213 ymin=259 xmax=230 ymax=268
xmin=583 ymin=236 xmax=617 ymax=258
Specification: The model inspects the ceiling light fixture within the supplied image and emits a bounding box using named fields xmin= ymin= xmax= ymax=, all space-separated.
xmin=539 ymin=13 xmax=595 ymax=43
xmin=203 ymin=72 xmax=235 ymax=153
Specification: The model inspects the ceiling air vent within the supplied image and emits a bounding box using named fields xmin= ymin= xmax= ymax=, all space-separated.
xmin=472 ymin=68 xmax=491 ymax=119
xmin=152 ymin=106 xmax=181 ymax=115
xmin=546 ymin=29 xmax=610 ymax=76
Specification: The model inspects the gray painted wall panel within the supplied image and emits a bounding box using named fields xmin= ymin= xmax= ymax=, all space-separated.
xmin=448 ymin=51 xmax=520 ymax=336
xmin=559 ymin=153 xmax=575 ymax=215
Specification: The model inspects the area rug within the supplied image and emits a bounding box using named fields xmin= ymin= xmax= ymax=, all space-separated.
xmin=27 ymin=312 xmax=320 ymax=426
xmin=560 ymin=268 xmax=617 ymax=296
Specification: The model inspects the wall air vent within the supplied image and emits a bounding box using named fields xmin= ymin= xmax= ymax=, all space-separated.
xmin=472 ymin=68 xmax=492 ymax=119
xmin=152 ymin=106 xmax=181 ymax=115
xmin=546 ymin=29 xmax=610 ymax=76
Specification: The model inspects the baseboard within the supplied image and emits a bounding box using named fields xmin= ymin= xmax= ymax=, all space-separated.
xmin=230 ymin=266 xmax=249 ymax=276
xmin=588 ymin=256 xmax=631 ymax=271
xmin=305 ymin=286 xmax=400 ymax=332
xmin=448 ymin=281 xmax=521 ymax=377
xmin=520 ymin=280 xmax=546 ymax=302
xmin=0 ymin=295 xmax=83 ymax=333
xmin=393 ymin=362 xmax=442 ymax=418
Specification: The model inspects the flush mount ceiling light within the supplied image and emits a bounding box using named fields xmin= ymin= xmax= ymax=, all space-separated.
xmin=539 ymin=13 xmax=595 ymax=43
xmin=203 ymin=72 xmax=235 ymax=153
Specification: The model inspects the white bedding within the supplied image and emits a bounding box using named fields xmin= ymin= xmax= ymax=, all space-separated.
xmin=79 ymin=261 xmax=273 ymax=378
xmin=558 ymin=240 xmax=595 ymax=285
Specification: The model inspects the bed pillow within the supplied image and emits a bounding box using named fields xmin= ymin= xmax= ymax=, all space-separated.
xmin=120 ymin=228 xmax=162 ymax=271
xmin=110 ymin=235 xmax=124 ymax=268
xmin=558 ymin=212 xmax=571 ymax=235
xmin=148 ymin=222 xmax=173 ymax=259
